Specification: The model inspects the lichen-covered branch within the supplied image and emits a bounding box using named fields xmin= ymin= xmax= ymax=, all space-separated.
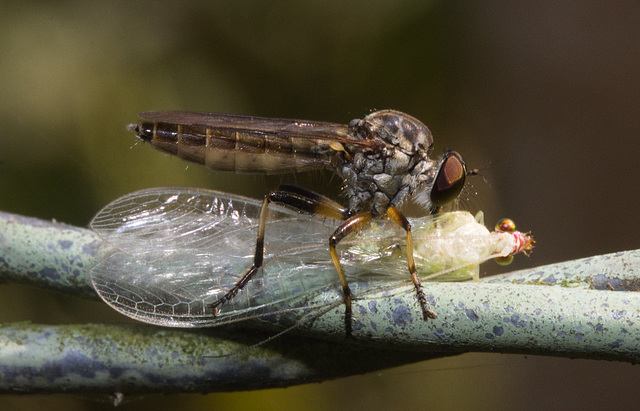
xmin=0 ymin=322 xmax=436 ymax=395
xmin=0 ymin=211 xmax=98 ymax=298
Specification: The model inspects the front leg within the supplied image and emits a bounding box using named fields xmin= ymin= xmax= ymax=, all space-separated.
xmin=386 ymin=206 xmax=437 ymax=320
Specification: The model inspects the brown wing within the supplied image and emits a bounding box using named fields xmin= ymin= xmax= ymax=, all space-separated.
xmin=133 ymin=111 xmax=382 ymax=174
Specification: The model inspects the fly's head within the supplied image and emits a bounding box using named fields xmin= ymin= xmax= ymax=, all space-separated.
xmin=413 ymin=150 xmax=469 ymax=214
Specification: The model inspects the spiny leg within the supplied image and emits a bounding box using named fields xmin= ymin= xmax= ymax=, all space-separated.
xmin=386 ymin=206 xmax=437 ymax=320
xmin=209 ymin=185 xmax=348 ymax=314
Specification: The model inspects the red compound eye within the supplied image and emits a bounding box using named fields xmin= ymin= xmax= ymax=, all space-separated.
xmin=495 ymin=218 xmax=516 ymax=233
xmin=430 ymin=151 xmax=467 ymax=208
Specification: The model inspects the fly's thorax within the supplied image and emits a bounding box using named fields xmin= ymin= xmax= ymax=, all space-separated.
xmin=351 ymin=110 xmax=434 ymax=155
xmin=340 ymin=110 xmax=441 ymax=215
xmin=335 ymin=148 xmax=434 ymax=216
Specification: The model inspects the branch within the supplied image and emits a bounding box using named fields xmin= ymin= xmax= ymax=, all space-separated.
xmin=1 ymin=210 xmax=639 ymax=396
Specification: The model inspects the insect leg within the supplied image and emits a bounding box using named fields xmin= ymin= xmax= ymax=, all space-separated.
xmin=274 ymin=184 xmax=348 ymax=220
xmin=329 ymin=212 xmax=373 ymax=337
xmin=386 ymin=206 xmax=437 ymax=321
xmin=209 ymin=185 xmax=348 ymax=314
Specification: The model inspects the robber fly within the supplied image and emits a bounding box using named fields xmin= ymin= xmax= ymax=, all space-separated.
xmin=128 ymin=110 xmax=473 ymax=335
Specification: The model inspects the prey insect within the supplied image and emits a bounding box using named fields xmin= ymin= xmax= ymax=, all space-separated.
xmin=90 ymin=187 xmax=534 ymax=329
xmin=129 ymin=110 xmax=475 ymax=335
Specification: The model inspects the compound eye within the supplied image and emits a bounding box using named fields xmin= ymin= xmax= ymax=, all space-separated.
xmin=430 ymin=151 xmax=466 ymax=208
xmin=495 ymin=255 xmax=515 ymax=265
xmin=495 ymin=218 xmax=517 ymax=233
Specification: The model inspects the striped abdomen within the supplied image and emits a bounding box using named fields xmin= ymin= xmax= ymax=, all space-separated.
xmin=131 ymin=120 xmax=336 ymax=174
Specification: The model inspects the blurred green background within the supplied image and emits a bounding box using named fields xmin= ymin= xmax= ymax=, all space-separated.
xmin=1 ymin=1 xmax=640 ymax=410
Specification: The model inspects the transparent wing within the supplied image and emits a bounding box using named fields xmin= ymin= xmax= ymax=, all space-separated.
xmin=90 ymin=187 xmax=344 ymax=327
xmin=90 ymin=187 xmax=526 ymax=328
xmin=137 ymin=111 xmax=356 ymax=142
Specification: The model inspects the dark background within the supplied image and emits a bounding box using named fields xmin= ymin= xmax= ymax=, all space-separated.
xmin=1 ymin=1 xmax=639 ymax=410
